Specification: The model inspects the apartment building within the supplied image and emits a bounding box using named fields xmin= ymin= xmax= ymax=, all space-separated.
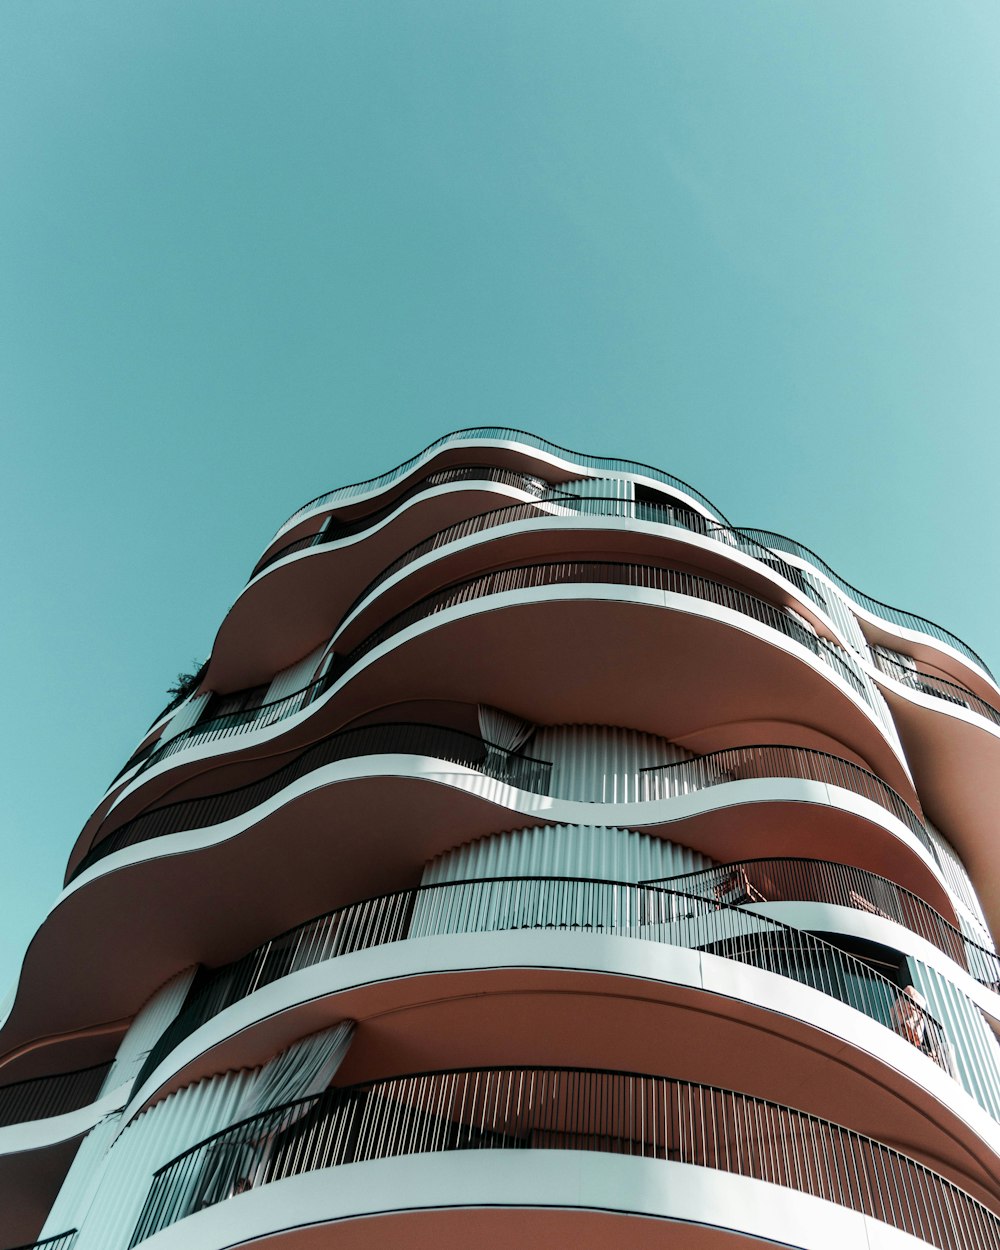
xmin=3 ymin=430 xmax=999 ymax=1249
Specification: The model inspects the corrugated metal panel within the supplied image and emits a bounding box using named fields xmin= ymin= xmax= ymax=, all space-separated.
xmin=544 ymin=475 xmax=635 ymax=516
xmin=531 ymin=724 xmax=692 ymax=803
xmin=101 ymin=968 xmax=198 ymax=1094
xmin=925 ymin=820 xmax=995 ymax=951
xmin=422 ymin=824 xmax=711 ymax=886
xmin=63 ymin=1067 xmax=258 ymax=1250
xmin=157 ymin=692 xmax=211 ymax=746
xmin=413 ymin=825 xmax=712 ymax=939
xmin=266 ymin=643 xmax=327 ymax=702
xmin=814 ymin=579 xmax=869 ymax=655
xmin=907 ymin=959 xmax=1000 ymax=1120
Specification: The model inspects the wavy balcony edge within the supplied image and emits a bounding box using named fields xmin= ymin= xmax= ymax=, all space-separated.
xmin=266 ymin=429 xmax=994 ymax=681
xmin=129 ymin=1063 xmax=1000 ymax=1250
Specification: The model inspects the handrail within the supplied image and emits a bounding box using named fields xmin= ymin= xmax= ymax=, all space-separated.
xmin=737 ymin=527 xmax=995 ymax=679
xmin=277 ymin=427 xmax=729 ymax=530
xmin=340 ymin=493 xmax=831 ymax=628
xmin=340 ymin=559 xmax=876 ymax=709
xmin=75 ymin=732 xmax=924 ymax=888
xmin=250 ymin=465 xmax=550 ymax=580
xmin=5 ymin=1235 xmax=78 ymax=1250
xmin=132 ymin=875 xmax=956 ymax=1097
xmin=638 ymin=743 xmax=930 ymax=853
xmin=269 ymin=428 xmax=992 ymax=680
xmin=646 ymin=856 xmax=1000 ymax=990
xmin=130 ymin=1064 xmax=998 ymax=1249
xmin=72 ymin=724 xmax=552 ymax=882
xmin=0 ymin=1061 xmax=113 ymax=1129
xmin=102 ymin=561 xmax=878 ymax=800
xmin=871 ymin=648 xmax=1000 ymax=729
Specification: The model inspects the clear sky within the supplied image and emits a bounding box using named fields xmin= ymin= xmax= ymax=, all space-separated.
xmin=2 ymin=1 xmax=999 ymax=997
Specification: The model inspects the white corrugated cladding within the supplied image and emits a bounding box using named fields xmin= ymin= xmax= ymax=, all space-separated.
xmin=265 ymin=642 xmax=327 ymax=702
xmin=37 ymin=968 xmax=217 ymax=1247
xmin=906 ymin=959 xmax=1000 ymax=1120
xmin=49 ymin=1068 xmax=258 ymax=1250
xmin=545 ymin=475 xmax=635 ymax=511
xmin=813 ymin=578 xmax=869 ymax=655
xmin=925 ymin=819 xmax=996 ymax=952
xmin=157 ymin=691 xmax=212 ymax=745
xmin=100 ymin=969 xmax=197 ymax=1094
xmin=421 ymin=824 xmax=711 ymax=886
xmin=530 ymin=723 xmax=692 ymax=803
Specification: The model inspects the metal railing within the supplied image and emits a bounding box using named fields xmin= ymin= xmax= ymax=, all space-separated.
xmin=77 ymin=731 xmax=922 ymax=888
xmin=650 ymin=857 xmax=1000 ymax=991
xmin=638 ymin=743 xmax=929 ymax=852
xmin=341 ymin=494 xmax=832 ymax=628
xmin=736 ymin=527 xmax=994 ymax=679
xmin=251 ymin=465 xmax=550 ymax=580
xmin=5 ymin=1235 xmax=78 ymax=1250
xmin=72 ymin=724 xmax=552 ymax=882
xmin=0 ymin=1062 xmax=112 ymax=1129
xmin=277 ymin=427 xmax=728 ymax=530
xmin=132 ymin=875 xmax=954 ymax=1097
xmin=130 ymin=1065 xmax=999 ymax=1249
xmin=871 ymin=649 xmax=1000 ymax=729
xmin=131 ymin=672 xmax=336 ymax=779
xmin=341 ymin=559 xmax=876 ymax=710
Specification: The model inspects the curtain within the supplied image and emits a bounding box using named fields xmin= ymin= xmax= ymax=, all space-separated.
xmin=478 ymin=706 xmax=536 ymax=782
xmin=193 ymin=1020 xmax=356 ymax=1210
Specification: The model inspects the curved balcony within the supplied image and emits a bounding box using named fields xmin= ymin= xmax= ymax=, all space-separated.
xmin=649 ymin=856 xmax=999 ymax=990
xmin=0 ymin=1062 xmax=112 ymax=1129
xmin=250 ymin=465 xmax=550 ymax=581
xmin=337 ymin=492 xmax=835 ymax=637
xmin=738 ymin=527 xmax=995 ymax=684
xmin=871 ymin=648 xmax=1000 ymax=730
xmin=130 ymin=1064 xmax=999 ymax=1250
xmin=337 ymin=561 xmax=874 ymax=705
xmin=272 ymin=428 xmax=992 ymax=683
xmin=131 ymin=875 xmax=960 ymax=1100
xmin=72 ymin=733 xmax=926 ymax=892
xmin=277 ymin=427 xmax=728 ymax=532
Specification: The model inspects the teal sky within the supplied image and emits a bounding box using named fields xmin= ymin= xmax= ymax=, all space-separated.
xmin=2 ymin=1 xmax=999 ymax=997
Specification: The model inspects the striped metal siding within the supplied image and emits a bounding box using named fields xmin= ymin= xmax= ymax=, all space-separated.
xmin=53 ymin=1068 xmax=258 ymax=1250
xmin=810 ymin=577 xmax=869 ymax=655
xmin=531 ymin=723 xmax=692 ymax=803
xmin=924 ymin=820 xmax=995 ymax=952
xmin=907 ymin=959 xmax=1000 ymax=1120
xmin=421 ymin=824 xmax=711 ymax=886
xmin=101 ymin=969 xmax=198 ymax=1094
xmin=544 ymin=475 xmax=635 ymax=513
xmin=265 ymin=642 xmax=327 ymax=703
xmin=156 ymin=692 xmax=212 ymax=746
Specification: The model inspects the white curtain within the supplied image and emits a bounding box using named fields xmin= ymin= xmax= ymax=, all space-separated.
xmin=193 ymin=1020 xmax=355 ymax=1209
xmin=478 ymin=705 xmax=535 ymax=753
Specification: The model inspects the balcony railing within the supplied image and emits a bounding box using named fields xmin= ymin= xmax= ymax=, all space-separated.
xmin=0 ymin=1062 xmax=112 ymax=1129
xmin=341 ymin=494 xmax=833 ymax=627
xmin=72 ymin=724 xmax=552 ymax=881
xmin=131 ymin=671 xmax=336 ymax=780
xmin=250 ymin=465 xmax=550 ymax=581
xmin=129 ymin=1065 xmax=999 ymax=1250
xmin=278 ymin=427 xmax=728 ymax=529
xmin=5 ymin=1235 xmax=77 ymax=1250
xmin=650 ymin=856 xmax=1000 ymax=991
xmin=871 ymin=648 xmax=1000 ymax=729
xmin=340 ymin=559 xmax=876 ymax=710
xmin=132 ymin=875 xmax=956 ymax=1097
xmin=76 ymin=729 xmax=925 ymax=889
xmin=638 ymin=743 xmax=930 ymax=853
xmin=271 ymin=427 xmax=991 ymax=679
xmin=737 ymin=527 xmax=994 ymax=680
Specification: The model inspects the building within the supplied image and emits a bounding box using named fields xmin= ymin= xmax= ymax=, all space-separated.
xmin=2 ymin=429 xmax=1000 ymax=1250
